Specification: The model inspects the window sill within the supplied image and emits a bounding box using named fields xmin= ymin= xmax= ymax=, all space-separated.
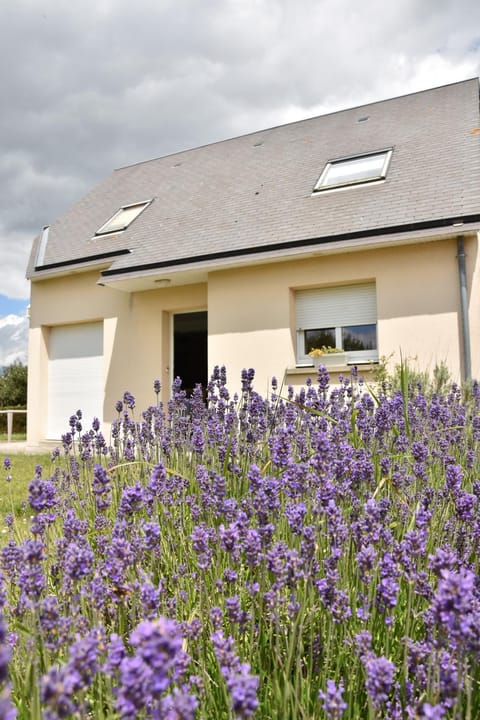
xmin=287 ymin=362 xmax=378 ymax=376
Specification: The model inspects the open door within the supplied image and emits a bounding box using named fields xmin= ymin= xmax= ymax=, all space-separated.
xmin=173 ymin=311 xmax=208 ymax=395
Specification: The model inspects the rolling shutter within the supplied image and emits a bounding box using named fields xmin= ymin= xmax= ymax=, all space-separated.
xmin=47 ymin=322 xmax=103 ymax=439
xmin=296 ymin=283 xmax=377 ymax=330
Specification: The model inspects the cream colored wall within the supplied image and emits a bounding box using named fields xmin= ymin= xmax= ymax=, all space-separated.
xmin=28 ymin=234 xmax=478 ymax=443
xmin=27 ymin=325 xmax=49 ymax=443
xmin=28 ymin=271 xmax=131 ymax=444
xmin=208 ymin=236 xmax=478 ymax=395
xmin=28 ymin=270 xmax=207 ymax=443
xmin=128 ymin=285 xmax=207 ymax=408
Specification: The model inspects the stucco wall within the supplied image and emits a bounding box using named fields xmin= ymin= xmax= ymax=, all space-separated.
xmin=208 ymin=235 xmax=478 ymax=393
xmin=27 ymin=234 xmax=479 ymax=443
xmin=27 ymin=270 xmax=207 ymax=443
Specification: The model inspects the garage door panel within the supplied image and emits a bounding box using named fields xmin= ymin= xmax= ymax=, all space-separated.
xmin=47 ymin=323 xmax=104 ymax=439
xmin=49 ymin=323 xmax=103 ymax=360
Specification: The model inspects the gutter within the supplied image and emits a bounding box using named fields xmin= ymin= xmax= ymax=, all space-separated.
xmin=34 ymin=248 xmax=130 ymax=273
xmin=457 ymin=236 xmax=472 ymax=382
xmin=100 ymin=213 xmax=480 ymax=278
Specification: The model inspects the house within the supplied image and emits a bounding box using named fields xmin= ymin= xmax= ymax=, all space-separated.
xmin=26 ymin=78 xmax=480 ymax=443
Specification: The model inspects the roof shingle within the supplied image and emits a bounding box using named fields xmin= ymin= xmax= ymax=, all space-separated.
xmin=27 ymin=77 xmax=480 ymax=280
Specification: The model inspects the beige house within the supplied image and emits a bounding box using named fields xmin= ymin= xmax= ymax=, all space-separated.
xmin=26 ymin=78 xmax=480 ymax=444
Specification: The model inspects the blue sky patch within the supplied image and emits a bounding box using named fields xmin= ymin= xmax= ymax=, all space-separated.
xmin=0 ymin=295 xmax=29 ymax=318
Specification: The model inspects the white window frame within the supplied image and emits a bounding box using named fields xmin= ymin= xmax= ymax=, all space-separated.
xmin=95 ymin=200 xmax=151 ymax=236
xmin=314 ymin=149 xmax=392 ymax=192
xmin=295 ymin=282 xmax=378 ymax=365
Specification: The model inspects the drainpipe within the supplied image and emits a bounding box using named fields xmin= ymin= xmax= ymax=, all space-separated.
xmin=457 ymin=235 xmax=472 ymax=382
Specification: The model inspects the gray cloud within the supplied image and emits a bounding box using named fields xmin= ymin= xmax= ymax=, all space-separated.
xmin=1 ymin=0 xmax=479 ymax=299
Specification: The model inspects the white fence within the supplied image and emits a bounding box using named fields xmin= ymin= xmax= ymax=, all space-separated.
xmin=0 ymin=410 xmax=27 ymax=442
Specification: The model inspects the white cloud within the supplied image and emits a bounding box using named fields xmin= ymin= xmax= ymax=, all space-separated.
xmin=0 ymin=226 xmax=31 ymax=300
xmin=0 ymin=314 xmax=28 ymax=366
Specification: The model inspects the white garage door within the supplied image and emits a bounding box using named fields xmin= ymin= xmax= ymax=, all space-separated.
xmin=47 ymin=322 xmax=104 ymax=439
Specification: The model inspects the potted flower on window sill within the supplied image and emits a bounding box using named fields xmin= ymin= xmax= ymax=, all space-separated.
xmin=308 ymin=346 xmax=348 ymax=367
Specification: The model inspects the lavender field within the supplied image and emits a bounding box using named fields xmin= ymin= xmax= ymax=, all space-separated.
xmin=1 ymin=365 xmax=480 ymax=719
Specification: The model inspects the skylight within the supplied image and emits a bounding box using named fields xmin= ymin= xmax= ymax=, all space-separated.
xmin=314 ymin=149 xmax=392 ymax=191
xmin=95 ymin=201 xmax=151 ymax=236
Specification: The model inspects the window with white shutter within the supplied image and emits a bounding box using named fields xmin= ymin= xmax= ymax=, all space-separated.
xmin=295 ymin=283 xmax=378 ymax=364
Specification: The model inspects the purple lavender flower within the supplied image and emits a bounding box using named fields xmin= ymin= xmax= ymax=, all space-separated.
xmin=219 ymin=523 xmax=241 ymax=558
xmin=159 ymin=687 xmax=199 ymax=719
xmin=63 ymin=509 xmax=88 ymax=542
xmin=0 ymin=618 xmax=11 ymax=686
xmin=227 ymin=664 xmax=259 ymax=719
xmin=210 ymin=606 xmax=223 ymax=631
xmin=225 ymin=596 xmax=248 ymax=629
xmin=18 ymin=539 xmax=46 ymax=603
xmin=428 ymin=546 xmax=459 ymax=577
xmin=318 ymin=679 xmax=347 ymax=718
xmin=39 ymin=597 xmax=64 ymax=651
xmin=41 ymin=665 xmax=79 ymax=719
xmin=284 ymin=501 xmax=307 ymax=535
xmin=364 ymin=655 xmax=395 ymax=710
xmin=118 ymin=483 xmax=144 ymax=518
xmin=130 ymin=617 xmax=184 ymax=694
xmin=105 ymin=633 xmax=126 ymax=673
xmin=376 ymin=552 xmax=399 ymax=619
xmin=243 ymin=528 xmax=262 ymax=567
xmin=0 ymin=542 xmax=21 ymax=580
xmin=28 ymin=478 xmax=57 ymax=512
xmin=123 ymin=391 xmax=136 ymax=409
xmin=429 ymin=568 xmax=480 ymax=650
xmin=211 ymin=631 xmax=259 ymax=718
xmin=142 ymin=521 xmax=161 ymax=552
xmin=354 ymin=630 xmax=372 ymax=660
xmin=139 ymin=580 xmax=160 ymax=619
xmin=41 ymin=628 xmax=105 ymax=719
xmin=67 ymin=626 xmax=105 ymax=688
xmin=419 ymin=703 xmax=446 ymax=719
xmin=63 ymin=541 xmax=95 ymax=584
xmin=92 ymin=463 xmax=111 ymax=511
xmin=116 ymin=656 xmax=153 ymax=719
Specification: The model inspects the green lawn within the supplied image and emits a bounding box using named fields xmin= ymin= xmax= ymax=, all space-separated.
xmin=0 ymin=453 xmax=51 ymax=538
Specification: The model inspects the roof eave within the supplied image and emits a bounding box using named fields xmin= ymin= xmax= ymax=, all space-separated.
xmin=99 ymin=220 xmax=480 ymax=293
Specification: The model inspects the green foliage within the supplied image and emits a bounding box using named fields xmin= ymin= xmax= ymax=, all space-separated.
xmin=0 ymin=362 xmax=27 ymax=408
xmin=372 ymin=354 xmax=452 ymax=396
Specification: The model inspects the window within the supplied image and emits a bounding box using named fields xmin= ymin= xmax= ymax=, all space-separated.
xmin=95 ymin=201 xmax=151 ymax=236
xmin=296 ymin=283 xmax=378 ymax=364
xmin=314 ymin=149 xmax=392 ymax=191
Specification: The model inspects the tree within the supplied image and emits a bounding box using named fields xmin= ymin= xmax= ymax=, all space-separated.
xmin=0 ymin=361 xmax=28 ymax=407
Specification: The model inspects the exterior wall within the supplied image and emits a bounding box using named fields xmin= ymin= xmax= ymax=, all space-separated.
xmin=27 ymin=234 xmax=479 ymax=444
xmin=27 ymin=270 xmax=207 ymax=444
xmin=208 ymin=235 xmax=479 ymax=395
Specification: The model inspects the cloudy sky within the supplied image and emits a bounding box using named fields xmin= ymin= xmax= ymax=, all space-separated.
xmin=1 ymin=0 xmax=479 ymax=317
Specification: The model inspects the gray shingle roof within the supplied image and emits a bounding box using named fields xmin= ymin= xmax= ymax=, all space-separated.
xmin=27 ymin=77 xmax=480 ymax=280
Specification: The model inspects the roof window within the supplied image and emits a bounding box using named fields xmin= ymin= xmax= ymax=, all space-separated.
xmin=314 ymin=149 xmax=392 ymax=191
xmin=95 ymin=201 xmax=151 ymax=236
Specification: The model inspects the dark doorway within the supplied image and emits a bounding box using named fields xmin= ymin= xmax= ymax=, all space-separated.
xmin=173 ymin=311 xmax=208 ymax=396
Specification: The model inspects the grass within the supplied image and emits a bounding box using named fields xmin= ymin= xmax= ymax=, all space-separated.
xmin=0 ymin=453 xmax=51 ymax=531
xmin=0 ymin=433 xmax=27 ymax=442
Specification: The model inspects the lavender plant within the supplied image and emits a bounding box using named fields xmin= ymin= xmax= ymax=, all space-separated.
xmin=1 ymin=365 xmax=480 ymax=718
